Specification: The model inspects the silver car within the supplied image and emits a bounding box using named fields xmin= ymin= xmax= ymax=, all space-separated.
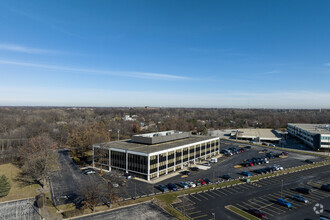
xmin=294 ymin=194 xmax=308 ymax=203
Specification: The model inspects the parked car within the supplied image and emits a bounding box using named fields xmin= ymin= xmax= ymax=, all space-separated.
xmin=178 ymin=182 xmax=189 ymax=189
xmin=123 ymin=172 xmax=132 ymax=179
xmin=295 ymin=187 xmax=311 ymax=194
xmin=276 ymin=199 xmax=292 ymax=208
xmin=187 ymin=181 xmax=196 ymax=188
xmin=83 ymin=168 xmax=96 ymax=175
xmin=321 ymin=184 xmax=330 ymax=192
xmin=222 ymin=174 xmax=232 ymax=180
xmin=245 ymin=146 xmax=252 ymax=149
xmin=241 ymin=171 xmax=251 ymax=177
xmin=224 ymin=152 xmax=233 ymax=156
xmin=203 ymin=162 xmax=211 ymax=166
xmin=281 ymin=151 xmax=289 ymax=156
xmin=203 ymin=178 xmax=211 ymax=184
xmin=197 ymin=179 xmax=207 ymax=185
xmin=305 ymin=159 xmax=315 ymax=164
xmin=181 ymin=171 xmax=191 ymax=176
xmin=239 ymin=149 xmax=245 ymax=153
xmin=167 ymin=183 xmax=178 ymax=191
xmin=247 ymin=208 xmax=266 ymax=219
xmin=112 ymin=183 xmax=119 ymax=188
xmin=157 ymin=185 xmax=169 ymax=192
xmin=190 ymin=167 xmax=200 ymax=171
xmin=293 ymin=194 xmax=308 ymax=203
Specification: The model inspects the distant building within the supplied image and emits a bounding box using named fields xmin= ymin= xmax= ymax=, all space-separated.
xmin=230 ymin=128 xmax=282 ymax=143
xmin=93 ymin=130 xmax=220 ymax=180
xmin=122 ymin=114 xmax=137 ymax=121
xmin=287 ymin=123 xmax=330 ymax=151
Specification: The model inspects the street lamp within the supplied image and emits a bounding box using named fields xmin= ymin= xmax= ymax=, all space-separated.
xmin=118 ymin=129 xmax=120 ymax=141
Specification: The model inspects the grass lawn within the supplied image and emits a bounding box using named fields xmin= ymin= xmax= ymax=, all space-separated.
xmin=0 ymin=163 xmax=40 ymax=203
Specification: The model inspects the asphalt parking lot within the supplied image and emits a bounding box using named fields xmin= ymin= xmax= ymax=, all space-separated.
xmin=172 ymin=164 xmax=330 ymax=220
xmin=50 ymin=150 xmax=107 ymax=206
xmin=112 ymin=140 xmax=325 ymax=200
xmin=74 ymin=201 xmax=175 ymax=220
xmin=0 ymin=198 xmax=39 ymax=220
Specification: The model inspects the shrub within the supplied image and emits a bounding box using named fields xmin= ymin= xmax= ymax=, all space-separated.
xmin=0 ymin=175 xmax=11 ymax=197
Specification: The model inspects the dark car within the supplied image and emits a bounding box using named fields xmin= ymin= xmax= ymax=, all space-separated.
xmin=222 ymin=174 xmax=232 ymax=180
xmin=167 ymin=183 xmax=178 ymax=191
xmin=241 ymin=171 xmax=251 ymax=177
xmin=190 ymin=167 xmax=200 ymax=171
xmin=245 ymin=146 xmax=252 ymax=149
xmin=247 ymin=208 xmax=266 ymax=219
xmin=321 ymin=184 xmax=330 ymax=192
xmin=157 ymin=185 xmax=169 ymax=192
xmin=295 ymin=187 xmax=311 ymax=194
xmin=281 ymin=151 xmax=289 ymax=156
xmin=239 ymin=149 xmax=245 ymax=153
xmin=203 ymin=178 xmax=211 ymax=184
xmin=83 ymin=168 xmax=96 ymax=175
xmin=181 ymin=171 xmax=191 ymax=176
xmin=305 ymin=159 xmax=315 ymax=164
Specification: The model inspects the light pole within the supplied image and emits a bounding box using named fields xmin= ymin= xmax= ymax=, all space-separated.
xmin=280 ymin=180 xmax=284 ymax=199
xmin=108 ymin=129 xmax=112 ymax=142
xmin=212 ymin=212 xmax=215 ymax=220
xmin=117 ymin=129 xmax=120 ymax=141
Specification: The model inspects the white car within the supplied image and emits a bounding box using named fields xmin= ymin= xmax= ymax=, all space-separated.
xmin=187 ymin=181 xmax=196 ymax=188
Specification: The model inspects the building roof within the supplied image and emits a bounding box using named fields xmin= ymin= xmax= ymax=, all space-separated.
xmin=233 ymin=128 xmax=282 ymax=141
xmin=95 ymin=135 xmax=218 ymax=154
xmin=288 ymin=123 xmax=330 ymax=135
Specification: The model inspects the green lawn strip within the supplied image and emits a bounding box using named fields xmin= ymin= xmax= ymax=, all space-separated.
xmin=225 ymin=205 xmax=259 ymax=220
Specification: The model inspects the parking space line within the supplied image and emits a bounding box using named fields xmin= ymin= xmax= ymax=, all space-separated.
xmin=222 ymin=188 xmax=237 ymax=194
xmin=188 ymin=210 xmax=201 ymax=215
xmin=227 ymin=187 xmax=241 ymax=193
xmin=216 ymin=189 xmax=229 ymax=196
xmin=203 ymin=191 xmax=215 ymax=198
xmin=192 ymin=214 xmax=208 ymax=219
xmin=196 ymin=193 xmax=209 ymax=200
xmin=238 ymin=184 xmax=254 ymax=190
xmin=313 ymin=190 xmax=330 ymax=197
xmin=235 ymin=203 xmax=249 ymax=211
xmin=190 ymin=194 xmax=202 ymax=202
xmin=208 ymin=190 xmax=222 ymax=198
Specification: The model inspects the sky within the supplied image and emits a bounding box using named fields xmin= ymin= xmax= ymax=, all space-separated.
xmin=1 ymin=0 xmax=330 ymax=108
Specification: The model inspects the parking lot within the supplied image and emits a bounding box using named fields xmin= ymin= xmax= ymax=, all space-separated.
xmin=50 ymin=150 xmax=107 ymax=206
xmin=0 ymin=198 xmax=39 ymax=220
xmin=171 ymin=164 xmax=330 ymax=219
xmin=112 ymin=140 xmax=325 ymax=200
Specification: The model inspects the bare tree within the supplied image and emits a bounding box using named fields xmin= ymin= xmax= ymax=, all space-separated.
xmin=18 ymin=134 xmax=58 ymax=188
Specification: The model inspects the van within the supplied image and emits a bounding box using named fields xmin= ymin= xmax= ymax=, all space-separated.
xmin=210 ymin=158 xmax=218 ymax=163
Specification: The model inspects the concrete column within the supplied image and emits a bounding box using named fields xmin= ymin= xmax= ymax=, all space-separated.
xmin=157 ymin=154 xmax=160 ymax=177
xmin=126 ymin=150 xmax=128 ymax=173
xmin=194 ymin=144 xmax=196 ymax=164
xmin=218 ymin=138 xmax=221 ymax=154
xmin=147 ymin=155 xmax=150 ymax=181
xmin=166 ymin=151 xmax=168 ymax=174
xmin=181 ymin=148 xmax=183 ymax=169
xmin=109 ymin=149 xmax=111 ymax=171
xmin=200 ymin=144 xmax=201 ymax=158
xmin=174 ymin=150 xmax=176 ymax=171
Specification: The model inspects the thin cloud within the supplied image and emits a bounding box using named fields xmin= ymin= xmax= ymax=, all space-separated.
xmin=0 ymin=59 xmax=191 ymax=81
xmin=0 ymin=44 xmax=60 ymax=55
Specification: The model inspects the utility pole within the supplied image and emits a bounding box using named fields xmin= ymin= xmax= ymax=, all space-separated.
xmin=117 ymin=129 xmax=120 ymax=141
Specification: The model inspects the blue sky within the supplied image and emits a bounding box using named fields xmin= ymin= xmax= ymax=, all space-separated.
xmin=1 ymin=0 xmax=330 ymax=108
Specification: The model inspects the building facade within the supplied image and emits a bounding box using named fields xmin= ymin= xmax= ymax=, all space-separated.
xmin=287 ymin=123 xmax=330 ymax=151
xmin=93 ymin=131 xmax=220 ymax=180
